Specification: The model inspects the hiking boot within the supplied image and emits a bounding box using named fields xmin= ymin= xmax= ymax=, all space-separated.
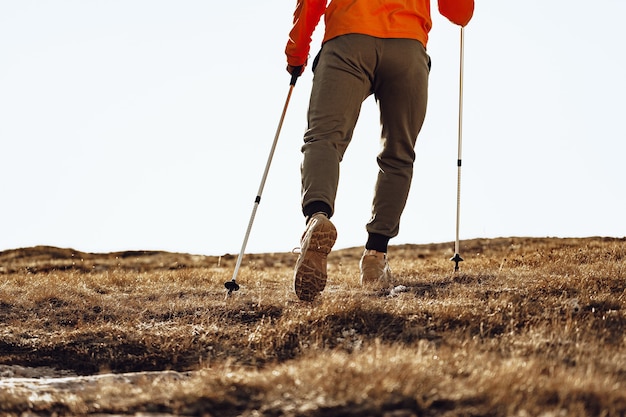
xmin=359 ymin=249 xmax=392 ymax=285
xmin=293 ymin=213 xmax=337 ymax=301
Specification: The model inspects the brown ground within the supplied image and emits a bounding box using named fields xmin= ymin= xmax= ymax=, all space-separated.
xmin=0 ymin=237 xmax=625 ymax=416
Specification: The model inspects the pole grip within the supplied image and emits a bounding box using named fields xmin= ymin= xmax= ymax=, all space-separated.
xmin=290 ymin=66 xmax=303 ymax=86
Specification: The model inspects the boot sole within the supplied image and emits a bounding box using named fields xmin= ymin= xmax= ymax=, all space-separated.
xmin=294 ymin=217 xmax=337 ymax=301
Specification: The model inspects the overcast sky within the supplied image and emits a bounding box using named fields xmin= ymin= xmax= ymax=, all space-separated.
xmin=1 ymin=1 xmax=625 ymax=257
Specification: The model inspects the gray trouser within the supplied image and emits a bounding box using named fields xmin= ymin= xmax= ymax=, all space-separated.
xmin=301 ymin=33 xmax=430 ymax=238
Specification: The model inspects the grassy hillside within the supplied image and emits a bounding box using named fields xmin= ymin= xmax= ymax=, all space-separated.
xmin=0 ymin=237 xmax=625 ymax=416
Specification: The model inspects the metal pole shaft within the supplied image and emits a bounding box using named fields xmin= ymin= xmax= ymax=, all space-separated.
xmin=229 ymin=80 xmax=297 ymax=287
xmin=451 ymin=26 xmax=465 ymax=272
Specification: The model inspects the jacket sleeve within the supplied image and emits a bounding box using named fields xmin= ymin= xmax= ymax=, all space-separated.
xmin=285 ymin=0 xmax=327 ymax=67
xmin=438 ymin=0 xmax=474 ymax=27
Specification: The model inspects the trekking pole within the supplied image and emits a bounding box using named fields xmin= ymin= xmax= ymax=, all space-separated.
xmin=225 ymin=68 xmax=302 ymax=296
xmin=450 ymin=26 xmax=465 ymax=273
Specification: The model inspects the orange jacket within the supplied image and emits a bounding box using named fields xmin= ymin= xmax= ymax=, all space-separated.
xmin=286 ymin=0 xmax=474 ymax=67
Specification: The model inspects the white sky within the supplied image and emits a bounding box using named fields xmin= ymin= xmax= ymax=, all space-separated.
xmin=1 ymin=1 xmax=625 ymax=257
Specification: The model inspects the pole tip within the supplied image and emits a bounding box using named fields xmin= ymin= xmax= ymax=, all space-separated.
xmin=224 ymin=280 xmax=240 ymax=294
xmin=450 ymin=253 xmax=464 ymax=272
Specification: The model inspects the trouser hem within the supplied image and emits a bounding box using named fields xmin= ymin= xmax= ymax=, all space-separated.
xmin=303 ymin=201 xmax=333 ymax=222
xmin=365 ymin=233 xmax=390 ymax=253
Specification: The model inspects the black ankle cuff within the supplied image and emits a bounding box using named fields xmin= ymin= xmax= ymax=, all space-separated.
xmin=303 ymin=201 xmax=332 ymax=220
xmin=365 ymin=233 xmax=390 ymax=253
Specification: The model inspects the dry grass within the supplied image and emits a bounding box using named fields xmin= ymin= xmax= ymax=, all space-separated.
xmin=0 ymin=237 xmax=625 ymax=416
